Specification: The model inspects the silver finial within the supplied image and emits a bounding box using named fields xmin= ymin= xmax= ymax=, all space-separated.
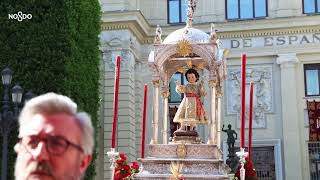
xmin=154 ymin=25 xmax=162 ymax=44
xmin=210 ymin=23 xmax=218 ymax=42
xmin=186 ymin=0 xmax=198 ymax=28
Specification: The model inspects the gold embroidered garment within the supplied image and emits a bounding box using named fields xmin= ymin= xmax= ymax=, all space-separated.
xmin=173 ymin=83 xmax=208 ymax=125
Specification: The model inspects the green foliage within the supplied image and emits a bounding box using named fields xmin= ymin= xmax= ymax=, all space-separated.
xmin=0 ymin=0 xmax=101 ymax=179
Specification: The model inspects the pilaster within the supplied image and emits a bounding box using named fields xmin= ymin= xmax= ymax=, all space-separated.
xmin=274 ymin=0 xmax=301 ymax=17
xmin=276 ymin=53 xmax=302 ymax=180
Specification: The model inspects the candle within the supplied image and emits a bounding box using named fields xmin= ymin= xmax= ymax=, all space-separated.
xmin=240 ymin=53 xmax=246 ymax=148
xmin=248 ymin=81 xmax=254 ymax=161
xmin=141 ymin=84 xmax=148 ymax=158
xmin=111 ymin=56 xmax=121 ymax=149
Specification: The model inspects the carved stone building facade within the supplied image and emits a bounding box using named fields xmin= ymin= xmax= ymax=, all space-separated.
xmin=99 ymin=0 xmax=320 ymax=180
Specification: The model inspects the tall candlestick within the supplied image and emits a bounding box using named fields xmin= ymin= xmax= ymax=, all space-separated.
xmin=141 ymin=84 xmax=148 ymax=158
xmin=111 ymin=56 xmax=121 ymax=149
xmin=248 ymin=81 xmax=254 ymax=161
xmin=240 ymin=53 xmax=246 ymax=148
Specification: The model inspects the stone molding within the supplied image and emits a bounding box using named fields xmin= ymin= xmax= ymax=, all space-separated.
xmin=103 ymin=50 xmax=136 ymax=70
xmin=276 ymin=53 xmax=300 ymax=68
xmin=102 ymin=10 xmax=320 ymax=44
xmin=100 ymin=30 xmax=142 ymax=60
xmin=218 ymin=26 xmax=320 ymax=39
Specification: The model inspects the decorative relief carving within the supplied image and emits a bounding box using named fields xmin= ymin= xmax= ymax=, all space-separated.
xmin=103 ymin=50 xmax=136 ymax=70
xmin=176 ymin=144 xmax=187 ymax=159
xmin=148 ymin=144 xmax=221 ymax=159
xmin=140 ymin=162 xmax=226 ymax=175
xmin=177 ymin=39 xmax=192 ymax=57
xmin=107 ymin=37 xmax=123 ymax=47
xmin=102 ymin=51 xmax=112 ymax=67
xmin=120 ymin=50 xmax=135 ymax=70
xmin=226 ymin=65 xmax=273 ymax=128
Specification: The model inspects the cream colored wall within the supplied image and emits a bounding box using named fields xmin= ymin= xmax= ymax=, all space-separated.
xmin=101 ymin=0 xmax=137 ymax=11
xmin=138 ymin=0 xmax=167 ymax=25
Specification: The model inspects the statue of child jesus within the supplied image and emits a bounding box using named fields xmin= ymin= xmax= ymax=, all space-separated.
xmin=173 ymin=68 xmax=208 ymax=132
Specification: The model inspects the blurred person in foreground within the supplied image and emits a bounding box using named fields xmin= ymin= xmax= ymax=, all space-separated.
xmin=14 ymin=92 xmax=94 ymax=180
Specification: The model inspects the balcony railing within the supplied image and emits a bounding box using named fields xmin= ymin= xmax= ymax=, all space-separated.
xmin=308 ymin=141 xmax=320 ymax=180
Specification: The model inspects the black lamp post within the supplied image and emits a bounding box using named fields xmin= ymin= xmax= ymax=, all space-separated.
xmin=0 ymin=67 xmax=33 ymax=180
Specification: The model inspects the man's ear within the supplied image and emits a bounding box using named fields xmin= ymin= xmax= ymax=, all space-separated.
xmin=80 ymin=154 xmax=92 ymax=174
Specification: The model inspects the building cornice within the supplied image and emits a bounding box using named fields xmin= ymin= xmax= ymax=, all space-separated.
xmin=102 ymin=11 xmax=320 ymax=44
xmin=101 ymin=10 xmax=152 ymax=44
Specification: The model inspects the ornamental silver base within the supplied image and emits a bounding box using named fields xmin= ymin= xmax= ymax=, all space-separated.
xmin=135 ymin=144 xmax=231 ymax=180
xmin=170 ymin=135 xmax=202 ymax=144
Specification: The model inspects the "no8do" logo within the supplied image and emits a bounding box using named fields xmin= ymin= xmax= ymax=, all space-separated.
xmin=8 ymin=11 xmax=32 ymax=22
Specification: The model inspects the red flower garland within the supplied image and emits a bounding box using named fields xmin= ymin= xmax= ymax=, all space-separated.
xmin=114 ymin=153 xmax=140 ymax=180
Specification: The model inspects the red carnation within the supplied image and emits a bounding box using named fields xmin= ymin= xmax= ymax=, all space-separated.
xmin=114 ymin=173 xmax=125 ymax=180
xmin=115 ymin=159 xmax=126 ymax=165
xmin=115 ymin=166 xmax=123 ymax=172
xmin=119 ymin=153 xmax=127 ymax=161
xmin=131 ymin=161 xmax=140 ymax=170
xmin=245 ymin=161 xmax=253 ymax=169
xmin=246 ymin=169 xmax=256 ymax=176
xmin=123 ymin=165 xmax=131 ymax=171
xmin=114 ymin=153 xmax=141 ymax=179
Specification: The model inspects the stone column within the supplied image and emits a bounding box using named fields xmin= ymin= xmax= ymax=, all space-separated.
xmin=216 ymin=85 xmax=223 ymax=149
xmin=150 ymin=80 xmax=160 ymax=144
xmin=162 ymin=90 xmax=170 ymax=144
xmin=207 ymin=80 xmax=217 ymax=145
xmin=276 ymin=53 xmax=303 ymax=180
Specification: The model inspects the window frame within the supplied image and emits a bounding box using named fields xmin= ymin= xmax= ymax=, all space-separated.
xmin=225 ymin=0 xmax=268 ymax=20
xmin=167 ymin=0 xmax=186 ymax=24
xmin=304 ymin=64 xmax=320 ymax=97
xmin=303 ymin=0 xmax=320 ymax=14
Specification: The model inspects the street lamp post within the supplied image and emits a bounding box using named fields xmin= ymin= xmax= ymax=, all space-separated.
xmin=0 ymin=67 xmax=33 ymax=180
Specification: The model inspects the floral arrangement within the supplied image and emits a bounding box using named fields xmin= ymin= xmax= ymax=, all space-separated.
xmin=114 ymin=153 xmax=140 ymax=180
xmin=234 ymin=158 xmax=258 ymax=180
